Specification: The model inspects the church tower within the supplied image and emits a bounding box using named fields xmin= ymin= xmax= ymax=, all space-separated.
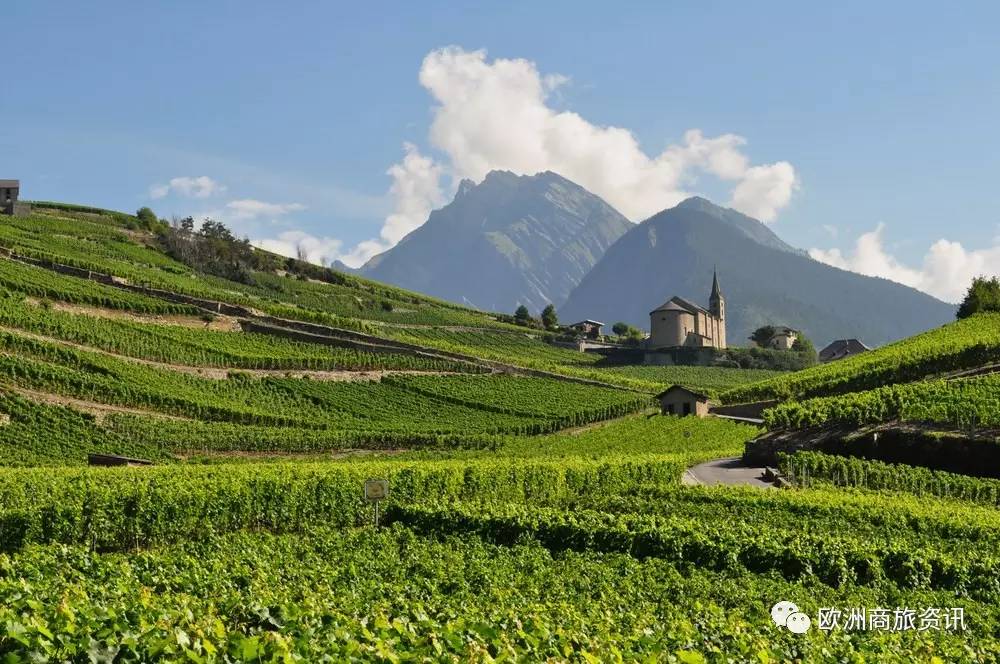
xmin=709 ymin=268 xmax=727 ymax=348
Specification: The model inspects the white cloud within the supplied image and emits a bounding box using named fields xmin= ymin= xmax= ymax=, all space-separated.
xmin=253 ymin=231 xmax=343 ymax=266
xmin=225 ymin=199 xmax=306 ymax=220
xmin=414 ymin=47 xmax=797 ymax=222
xmin=291 ymin=47 xmax=800 ymax=269
xmin=809 ymin=223 xmax=1000 ymax=303
xmin=728 ymin=161 xmax=798 ymax=223
xmin=149 ymin=176 xmax=225 ymax=199
xmin=336 ymin=143 xmax=445 ymax=268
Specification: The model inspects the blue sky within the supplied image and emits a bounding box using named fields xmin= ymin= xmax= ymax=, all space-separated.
xmin=3 ymin=1 xmax=999 ymax=301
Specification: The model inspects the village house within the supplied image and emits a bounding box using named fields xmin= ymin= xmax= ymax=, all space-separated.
xmin=656 ymin=385 xmax=711 ymax=417
xmin=568 ymin=319 xmax=604 ymax=339
xmin=1 ymin=180 xmax=19 ymax=215
xmin=766 ymin=326 xmax=798 ymax=350
xmin=647 ymin=270 xmax=726 ymax=350
xmin=819 ymin=338 xmax=871 ymax=362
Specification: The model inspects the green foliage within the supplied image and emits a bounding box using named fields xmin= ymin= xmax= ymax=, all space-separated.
xmin=2 ymin=526 xmax=991 ymax=661
xmin=957 ymin=276 xmax=1000 ymax=319
xmin=513 ymin=304 xmax=531 ymax=326
xmin=779 ymin=451 xmax=1000 ymax=506
xmin=0 ymin=391 xmax=165 ymax=466
xmin=791 ymin=334 xmax=816 ymax=358
xmin=750 ymin=325 xmax=777 ymax=347
xmin=763 ymin=374 xmax=1000 ymax=430
xmin=135 ymin=206 xmax=158 ymax=229
xmin=612 ymin=321 xmax=629 ymax=336
xmin=718 ymin=346 xmax=817 ymax=371
xmin=0 ymin=211 xmax=513 ymax=329
xmin=0 ymin=455 xmax=683 ymax=552
xmin=540 ymin=303 xmax=557 ymax=329
xmin=0 ymin=291 xmax=475 ymax=373
xmin=0 ymin=260 xmax=197 ymax=315
xmin=591 ymin=365 xmax=784 ymax=397
xmin=722 ymin=313 xmax=1000 ymax=403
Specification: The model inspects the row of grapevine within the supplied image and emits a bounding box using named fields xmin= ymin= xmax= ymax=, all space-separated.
xmin=389 ymin=501 xmax=1000 ymax=597
xmin=0 ymin=292 xmax=479 ymax=373
xmin=763 ymin=374 xmax=1000 ymax=429
xmin=779 ymin=451 xmax=1000 ymax=506
xmin=0 ymin=330 xmax=649 ymax=436
xmin=2 ymin=525 xmax=987 ymax=661
xmin=0 ymin=259 xmax=196 ymax=314
xmin=0 ymin=455 xmax=683 ymax=552
xmin=720 ymin=313 xmax=1000 ymax=403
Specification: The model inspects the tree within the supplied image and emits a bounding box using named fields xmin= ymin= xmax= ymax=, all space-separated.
xmin=750 ymin=325 xmax=777 ymax=347
xmin=135 ymin=207 xmax=158 ymax=228
xmin=957 ymin=276 xmax=1000 ymax=319
xmin=623 ymin=326 xmax=645 ymax=346
xmin=514 ymin=305 xmax=531 ymax=326
xmin=612 ymin=321 xmax=629 ymax=337
xmin=792 ymin=335 xmax=816 ymax=358
xmin=540 ymin=304 xmax=558 ymax=330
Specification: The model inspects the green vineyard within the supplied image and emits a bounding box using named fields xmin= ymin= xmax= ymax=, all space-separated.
xmin=721 ymin=313 xmax=1000 ymax=403
xmin=0 ymin=203 xmax=993 ymax=660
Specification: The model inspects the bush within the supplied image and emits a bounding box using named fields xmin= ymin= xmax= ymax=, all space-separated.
xmin=958 ymin=276 xmax=1000 ymax=319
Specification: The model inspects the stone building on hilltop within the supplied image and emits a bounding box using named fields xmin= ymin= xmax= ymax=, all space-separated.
xmin=647 ymin=270 xmax=727 ymax=350
xmin=1 ymin=180 xmax=29 ymax=216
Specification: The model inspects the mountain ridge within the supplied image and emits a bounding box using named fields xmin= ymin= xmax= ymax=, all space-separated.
xmin=360 ymin=170 xmax=632 ymax=312
xmin=560 ymin=197 xmax=954 ymax=347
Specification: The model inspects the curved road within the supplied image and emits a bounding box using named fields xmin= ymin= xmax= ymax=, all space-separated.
xmin=682 ymin=457 xmax=776 ymax=489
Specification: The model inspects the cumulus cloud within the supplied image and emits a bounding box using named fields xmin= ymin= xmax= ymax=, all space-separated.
xmin=225 ymin=199 xmax=306 ymax=220
xmin=149 ymin=176 xmax=225 ymax=199
xmin=333 ymin=48 xmax=798 ymax=268
xmin=249 ymin=46 xmax=794 ymax=270
xmin=416 ymin=47 xmax=797 ymax=222
xmin=809 ymin=223 xmax=1000 ymax=303
xmin=337 ymin=143 xmax=445 ymax=267
xmin=253 ymin=231 xmax=343 ymax=266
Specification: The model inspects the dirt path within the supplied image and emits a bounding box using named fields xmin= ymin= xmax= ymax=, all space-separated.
xmin=0 ymin=383 xmax=189 ymax=423
xmin=0 ymin=324 xmax=463 ymax=381
xmin=25 ymin=298 xmax=242 ymax=331
xmin=682 ymin=457 xmax=776 ymax=489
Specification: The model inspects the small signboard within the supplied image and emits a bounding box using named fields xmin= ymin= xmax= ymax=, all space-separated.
xmin=364 ymin=478 xmax=388 ymax=502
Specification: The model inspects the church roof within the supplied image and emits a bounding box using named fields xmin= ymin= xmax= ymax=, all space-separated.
xmin=650 ymin=295 xmax=710 ymax=316
xmin=710 ymin=269 xmax=723 ymax=300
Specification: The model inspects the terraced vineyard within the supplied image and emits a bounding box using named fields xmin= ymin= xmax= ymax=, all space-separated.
xmin=763 ymin=374 xmax=1000 ymax=430
xmin=0 ymin=211 xmax=512 ymax=329
xmin=0 ymin=291 xmax=475 ymax=372
xmin=0 ymin=203 xmax=993 ymax=660
xmin=721 ymin=313 xmax=1000 ymax=403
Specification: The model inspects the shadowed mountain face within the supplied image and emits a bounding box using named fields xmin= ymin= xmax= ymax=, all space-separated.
xmin=559 ymin=197 xmax=955 ymax=347
xmin=360 ymin=170 xmax=632 ymax=313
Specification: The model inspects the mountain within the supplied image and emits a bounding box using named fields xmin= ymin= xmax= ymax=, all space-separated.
xmin=559 ymin=197 xmax=955 ymax=347
xmin=361 ymin=170 xmax=632 ymax=313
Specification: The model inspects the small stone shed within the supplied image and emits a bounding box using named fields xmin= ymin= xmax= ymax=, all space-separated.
xmin=656 ymin=384 xmax=712 ymax=418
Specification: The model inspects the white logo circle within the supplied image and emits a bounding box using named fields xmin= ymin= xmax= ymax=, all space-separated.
xmin=770 ymin=601 xmax=799 ymax=627
xmin=786 ymin=611 xmax=811 ymax=634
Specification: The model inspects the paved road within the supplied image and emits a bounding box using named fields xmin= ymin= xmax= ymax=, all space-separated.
xmin=682 ymin=457 xmax=776 ymax=489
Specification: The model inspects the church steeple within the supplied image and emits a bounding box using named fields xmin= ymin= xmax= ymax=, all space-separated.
xmin=709 ymin=267 xmax=724 ymax=319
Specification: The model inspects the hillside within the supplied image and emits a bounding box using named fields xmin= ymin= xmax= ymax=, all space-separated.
xmin=0 ymin=203 xmax=997 ymax=660
xmin=361 ymin=170 xmax=631 ymax=312
xmin=559 ymin=196 xmax=955 ymax=347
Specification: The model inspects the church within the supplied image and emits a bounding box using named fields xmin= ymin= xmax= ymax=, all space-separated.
xmin=647 ymin=271 xmax=727 ymax=350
